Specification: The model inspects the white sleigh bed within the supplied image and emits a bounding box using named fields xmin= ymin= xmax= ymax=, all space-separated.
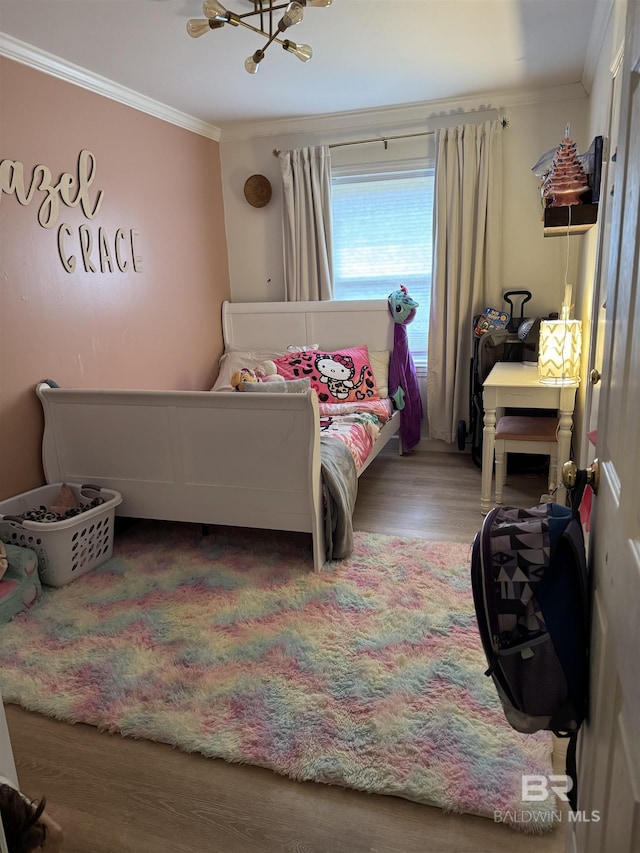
xmin=36 ymin=300 xmax=401 ymax=572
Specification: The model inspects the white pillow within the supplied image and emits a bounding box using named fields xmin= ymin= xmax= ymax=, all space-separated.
xmin=211 ymin=350 xmax=288 ymax=391
xmin=369 ymin=350 xmax=390 ymax=398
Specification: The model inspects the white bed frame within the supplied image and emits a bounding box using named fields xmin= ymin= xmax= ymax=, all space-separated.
xmin=37 ymin=300 xmax=400 ymax=572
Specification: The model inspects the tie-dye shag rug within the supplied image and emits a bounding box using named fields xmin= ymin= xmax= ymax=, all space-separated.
xmin=0 ymin=522 xmax=558 ymax=832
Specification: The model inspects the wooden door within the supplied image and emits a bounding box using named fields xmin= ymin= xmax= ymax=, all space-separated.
xmin=570 ymin=1 xmax=640 ymax=851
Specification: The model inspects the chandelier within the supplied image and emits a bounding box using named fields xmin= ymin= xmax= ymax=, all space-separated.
xmin=187 ymin=0 xmax=332 ymax=74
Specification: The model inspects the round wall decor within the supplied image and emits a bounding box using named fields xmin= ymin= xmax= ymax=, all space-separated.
xmin=244 ymin=174 xmax=272 ymax=208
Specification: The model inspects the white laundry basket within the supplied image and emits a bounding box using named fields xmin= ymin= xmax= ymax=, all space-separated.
xmin=0 ymin=483 xmax=122 ymax=587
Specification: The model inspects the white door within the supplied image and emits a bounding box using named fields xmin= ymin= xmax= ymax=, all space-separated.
xmin=0 ymin=691 xmax=17 ymax=853
xmin=570 ymin=1 xmax=640 ymax=851
xmin=580 ymin=49 xmax=623 ymax=465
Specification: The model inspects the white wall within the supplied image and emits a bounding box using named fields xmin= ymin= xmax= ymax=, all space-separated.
xmin=219 ymin=87 xmax=598 ymax=448
xmin=502 ymin=95 xmax=589 ymax=319
xmin=219 ymin=88 xmax=591 ymax=319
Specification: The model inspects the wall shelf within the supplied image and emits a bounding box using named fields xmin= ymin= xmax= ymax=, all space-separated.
xmin=543 ymin=203 xmax=598 ymax=236
xmin=539 ymin=135 xmax=603 ymax=237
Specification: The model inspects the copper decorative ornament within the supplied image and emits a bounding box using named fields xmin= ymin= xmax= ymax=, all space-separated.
xmin=244 ymin=175 xmax=272 ymax=208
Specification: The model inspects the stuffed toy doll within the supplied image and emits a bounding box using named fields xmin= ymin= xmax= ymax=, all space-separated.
xmin=230 ymin=368 xmax=259 ymax=390
xmin=388 ymin=285 xmax=423 ymax=452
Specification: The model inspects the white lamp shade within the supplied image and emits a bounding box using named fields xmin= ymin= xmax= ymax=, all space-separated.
xmin=538 ymin=320 xmax=582 ymax=385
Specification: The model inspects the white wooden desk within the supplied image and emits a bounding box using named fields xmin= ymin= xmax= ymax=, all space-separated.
xmin=481 ymin=362 xmax=578 ymax=514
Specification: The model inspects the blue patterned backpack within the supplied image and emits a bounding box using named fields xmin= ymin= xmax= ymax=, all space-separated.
xmin=471 ymin=502 xmax=590 ymax=810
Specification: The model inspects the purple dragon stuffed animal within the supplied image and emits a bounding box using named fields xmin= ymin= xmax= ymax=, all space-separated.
xmin=388 ymin=285 xmax=423 ymax=452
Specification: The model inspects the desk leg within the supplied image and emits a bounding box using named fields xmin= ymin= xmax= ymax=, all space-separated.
xmin=555 ymin=408 xmax=573 ymax=505
xmin=481 ymin=406 xmax=496 ymax=514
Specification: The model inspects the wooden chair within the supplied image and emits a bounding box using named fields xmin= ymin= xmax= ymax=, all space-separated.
xmin=493 ymin=415 xmax=559 ymax=505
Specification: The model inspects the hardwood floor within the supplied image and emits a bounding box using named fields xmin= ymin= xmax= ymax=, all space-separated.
xmin=4 ymin=449 xmax=565 ymax=853
xmin=354 ymin=445 xmax=549 ymax=544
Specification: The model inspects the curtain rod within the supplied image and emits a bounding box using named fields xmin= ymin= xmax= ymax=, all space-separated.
xmin=273 ymin=117 xmax=508 ymax=156
xmin=329 ymin=130 xmax=432 ymax=151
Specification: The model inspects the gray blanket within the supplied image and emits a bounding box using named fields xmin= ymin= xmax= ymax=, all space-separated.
xmin=320 ymin=436 xmax=358 ymax=560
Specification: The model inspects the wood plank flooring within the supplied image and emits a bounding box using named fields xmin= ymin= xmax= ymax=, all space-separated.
xmin=4 ymin=449 xmax=566 ymax=853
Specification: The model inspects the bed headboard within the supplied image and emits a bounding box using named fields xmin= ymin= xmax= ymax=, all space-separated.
xmin=222 ymin=300 xmax=394 ymax=352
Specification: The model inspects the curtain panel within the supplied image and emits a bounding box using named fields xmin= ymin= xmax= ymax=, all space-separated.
xmin=278 ymin=145 xmax=334 ymax=301
xmin=426 ymin=120 xmax=503 ymax=443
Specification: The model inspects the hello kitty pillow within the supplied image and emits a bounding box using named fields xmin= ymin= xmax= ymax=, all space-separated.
xmin=272 ymin=345 xmax=380 ymax=404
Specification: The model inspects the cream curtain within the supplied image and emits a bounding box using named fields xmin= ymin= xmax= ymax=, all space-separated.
xmin=278 ymin=145 xmax=333 ymax=301
xmin=427 ymin=120 xmax=503 ymax=443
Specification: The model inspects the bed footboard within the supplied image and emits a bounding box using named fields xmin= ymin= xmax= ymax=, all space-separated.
xmin=36 ymin=383 xmax=326 ymax=571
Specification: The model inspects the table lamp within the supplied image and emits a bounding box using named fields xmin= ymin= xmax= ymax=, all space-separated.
xmin=538 ymin=285 xmax=582 ymax=385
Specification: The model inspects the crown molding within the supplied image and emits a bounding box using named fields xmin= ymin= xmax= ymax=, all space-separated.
xmin=0 ymin=33 xmax=222 ymax=142
xmin=220 ymin=82 xmax=589 ymax=143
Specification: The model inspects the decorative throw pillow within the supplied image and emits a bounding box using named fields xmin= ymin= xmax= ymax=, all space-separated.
xmin=272 ymin=346 xmax=380 ymax=404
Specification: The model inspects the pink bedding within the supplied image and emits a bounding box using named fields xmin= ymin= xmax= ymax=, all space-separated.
xmin=317 ymin=398 xmax=392 ymax=421
xmin=320 ymin=411 xmax=384 ymax=471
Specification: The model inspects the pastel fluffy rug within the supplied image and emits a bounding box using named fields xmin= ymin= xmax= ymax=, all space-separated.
xmin=0 ymin=522 xmax=558 ymax=832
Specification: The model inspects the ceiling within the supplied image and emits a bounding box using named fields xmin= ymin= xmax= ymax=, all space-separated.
xmin=0 ymin=0 xmax=601 ymax=131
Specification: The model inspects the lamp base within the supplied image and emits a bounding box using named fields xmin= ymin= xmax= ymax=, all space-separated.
xmin=538 ymin=377 xmax=579 ymax=386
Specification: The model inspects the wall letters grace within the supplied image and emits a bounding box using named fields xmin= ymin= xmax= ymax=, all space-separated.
xmin=0 ymin=150 xmax=142 ymax=273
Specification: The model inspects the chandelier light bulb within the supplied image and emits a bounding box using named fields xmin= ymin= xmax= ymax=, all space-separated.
xmin=202 ymin=0 xmax=229 ymax=21
xmin=283 ymin=40 xmax=313 ymax=61
xmin=305 ymin=0 xmax=332 ymax=6
xmin=187 ymin=18 xmax=224 ymax=36
xmin=281 ymin=2 xmax=304 ymax=29
xmin=245 ymin=50 xmax=264 ymax=74
xmin=186 ymin=19 xmax=212 ymax=38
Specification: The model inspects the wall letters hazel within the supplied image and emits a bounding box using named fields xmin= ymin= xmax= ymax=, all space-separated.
xmin=0 ymin=150 xmax=142 ymax=273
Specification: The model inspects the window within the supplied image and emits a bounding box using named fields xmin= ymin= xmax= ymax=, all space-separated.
xmin=331 ymin=164 xmax=434 ymax=366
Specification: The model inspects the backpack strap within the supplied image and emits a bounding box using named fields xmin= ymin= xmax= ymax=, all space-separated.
xmin=569 ymin=467 xmax=589 ymax=518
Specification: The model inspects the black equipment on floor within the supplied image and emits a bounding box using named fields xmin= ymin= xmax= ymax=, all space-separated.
xmin=457 ymin=290 xmax=543 ymax=468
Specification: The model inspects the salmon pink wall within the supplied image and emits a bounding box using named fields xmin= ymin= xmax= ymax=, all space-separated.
xmin=0 ymin=57 xmax=230 ymax=500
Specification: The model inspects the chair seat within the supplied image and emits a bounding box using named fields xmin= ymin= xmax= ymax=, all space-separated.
xmin=492 ymin=416 xmax=559 ymax=507
xmin=495 ymin=415 xmax=558 ymax=442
